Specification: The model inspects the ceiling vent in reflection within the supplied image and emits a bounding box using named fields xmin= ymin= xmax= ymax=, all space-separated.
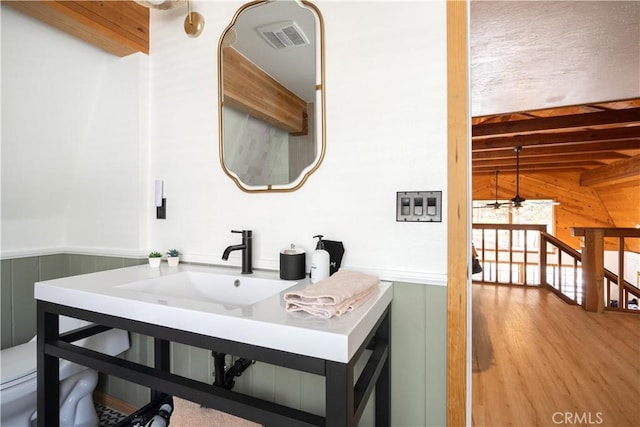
xmin=256 ymin=21 xmax=310 ymax=49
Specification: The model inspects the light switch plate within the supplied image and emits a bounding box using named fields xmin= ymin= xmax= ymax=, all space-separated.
xmin=396 ymin=191 xmax=442 ymax=222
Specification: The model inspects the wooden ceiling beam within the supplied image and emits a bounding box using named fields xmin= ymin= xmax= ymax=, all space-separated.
xmin=473 ymin=153 xmax=620 ymax=170
xmin=473 ymin=167 xmax=591 ymax=175
xmin=60 ymin=1 xmax=148 ymax=47
xmin=473 ymin=140 xmax=640 ymax=160
xmin=4 ymin=0 xmax=149 ymax=57
xmin=580 ymin=155 xmax=640 ymax=187
xmin=472 ymin=99 xmax=640 ymax=175
xmin=472 ymin=127 xmax=640 ymax=150
xmin=473 ymin=108 xmax=640 ymax=137
xmin=472 ymin=99 xmax=640 ymax=123
xmin=473 ymin=163 xmax=599 ymax=174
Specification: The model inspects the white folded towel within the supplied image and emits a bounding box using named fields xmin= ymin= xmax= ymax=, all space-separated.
xmin=284 ymin=269 xmax=379 ymax=318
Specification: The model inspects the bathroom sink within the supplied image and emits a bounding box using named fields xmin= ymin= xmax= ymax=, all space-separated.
xmin=35 ymin=263 xmax=393 ymax=362
xmin=115 ymin=271 xmax=296 ymax=307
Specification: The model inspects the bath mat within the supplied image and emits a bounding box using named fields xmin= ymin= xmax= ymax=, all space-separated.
xmin=95 ymin=402 xmax=127 ymax=426
xmin=171 ymin=397 xmax=261 ymax=426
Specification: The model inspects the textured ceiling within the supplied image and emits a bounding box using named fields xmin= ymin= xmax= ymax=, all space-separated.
xmin=471 ymin=1 xmax=640 ymax=116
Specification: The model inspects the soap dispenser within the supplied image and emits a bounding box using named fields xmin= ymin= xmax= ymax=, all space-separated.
xmin=310 ymin=235 xmax=330 ymax=284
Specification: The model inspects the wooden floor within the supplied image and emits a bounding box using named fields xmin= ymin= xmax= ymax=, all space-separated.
xmin=472 ymin=284 xmax=640 ymax=427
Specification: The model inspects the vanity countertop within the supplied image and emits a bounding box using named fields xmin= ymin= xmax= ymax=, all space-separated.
xmin=34 ymin=264 xmax=393 ymax=363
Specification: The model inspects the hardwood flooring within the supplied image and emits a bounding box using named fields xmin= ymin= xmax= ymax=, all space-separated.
xmin=472 ymin=284 xmax=639 ymax=427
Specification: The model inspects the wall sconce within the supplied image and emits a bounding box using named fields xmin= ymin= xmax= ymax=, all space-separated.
xmin=135 ymin=0 xmax=205 ymax=38
xmin=135 ymin=0 xmax=185 ymax=10
xmin=184 ymin=1 xmax=205 ymax=38
xmin=155 ymin=180 xmax=166 ymax=219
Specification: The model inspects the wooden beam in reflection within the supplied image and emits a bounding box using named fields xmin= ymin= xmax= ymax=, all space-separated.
xmin=223 ymin=46 xmax=308 ymax=135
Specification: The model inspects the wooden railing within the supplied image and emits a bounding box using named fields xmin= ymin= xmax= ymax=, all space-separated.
xmin=472 ymin=223 xmax=547 ymax=286
xmin=473 ymin=224 xmax=640 ymax=313
xmin=571 ymin=227 xmax=640 ymax=313
xmin=540 ymin=232 xmax=583 ymax=306
xmin=604 ymin=270 xmax=640 ymax=311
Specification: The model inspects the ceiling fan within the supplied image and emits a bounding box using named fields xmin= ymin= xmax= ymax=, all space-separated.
xmin=509 ymin=146 xmax=560 ymax=208
xmin=510 ymin=146 xmax=526 ymax=208
xmin=475 ymin=170 xmax=511 ymax=209
xmin=474 ymin=147 xmax=559 ymax=210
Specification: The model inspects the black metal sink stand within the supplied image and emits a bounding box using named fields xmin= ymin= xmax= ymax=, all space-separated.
xmin=36 ymin=300 xmax=391 ymax=427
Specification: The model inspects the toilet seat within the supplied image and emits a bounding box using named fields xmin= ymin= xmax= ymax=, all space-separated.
xmin=0 ymin=341 xmax=36 ymax=391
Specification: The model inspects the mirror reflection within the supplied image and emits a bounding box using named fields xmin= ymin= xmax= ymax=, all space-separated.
xmin=218 ymin=0 xmax=325 ymax=192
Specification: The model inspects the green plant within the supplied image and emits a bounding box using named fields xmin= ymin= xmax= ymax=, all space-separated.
xmin=148 ymin=251 xmax=162 ymax=258
xmin=167 ymin=249 xmax=179 ymax=257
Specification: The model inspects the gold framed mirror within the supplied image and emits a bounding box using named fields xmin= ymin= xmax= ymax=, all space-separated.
xmin=218 ymin=0 xmax=325 ymax=193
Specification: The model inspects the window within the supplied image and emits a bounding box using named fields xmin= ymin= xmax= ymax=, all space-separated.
xmin=472 ymin=200 xmax=554 ymax=231
xmin=472 ymin=200 xmax=555 ymax=252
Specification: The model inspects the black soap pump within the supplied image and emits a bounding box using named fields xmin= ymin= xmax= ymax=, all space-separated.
xmin=310 ymin=235 xmax=330 ymax=283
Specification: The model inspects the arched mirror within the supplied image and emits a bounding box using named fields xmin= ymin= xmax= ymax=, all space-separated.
xmin=218 ymin=0 xmax=325 ymax=193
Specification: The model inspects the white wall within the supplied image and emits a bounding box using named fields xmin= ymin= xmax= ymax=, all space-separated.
xmin=1 ymin=5 xmax=149 ymax=258
xmin=148 ymin=1 xmax=449 ymax=284
xmin=1 ymin=3 xmax=451 ymax=424
xmin=2 ymin=1 xmax=449 ymax=283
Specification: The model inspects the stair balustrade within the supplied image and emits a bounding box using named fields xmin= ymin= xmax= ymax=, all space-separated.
xmin=570 ymin=227 xmax=640 ymax=313
xmin=472 ymin=224 xmax=547 ymax=286
xmin=472 ymin=224 xmax=640 ymax=313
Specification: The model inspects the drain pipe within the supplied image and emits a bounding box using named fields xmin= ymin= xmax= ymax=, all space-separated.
xmin=211 ymin=351 xmax=254 ymax=390
xmin=223 ymin=358 xmax=255 ymax=389
xmin=212 ymin=351 xmax=226 ymax=387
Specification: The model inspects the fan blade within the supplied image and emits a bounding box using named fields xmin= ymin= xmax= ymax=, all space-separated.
xmin=474 ymin=201 xmax=510 ymax=209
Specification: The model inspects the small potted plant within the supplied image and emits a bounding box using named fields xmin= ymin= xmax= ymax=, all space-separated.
xmin=148 ymin=251 xmax=162 ymax=268
xmin=167 ymin=249 xmax=180 ymax=267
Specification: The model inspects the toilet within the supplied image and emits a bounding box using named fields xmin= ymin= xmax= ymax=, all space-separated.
xmin=0 ymin=316 xmax=130 ymax=427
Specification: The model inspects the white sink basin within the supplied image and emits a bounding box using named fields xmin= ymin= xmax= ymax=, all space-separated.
xmin=115 ymin=271 xmax=296 ymax=307
xmin=35 ymin=263 xmax=393 ymax=362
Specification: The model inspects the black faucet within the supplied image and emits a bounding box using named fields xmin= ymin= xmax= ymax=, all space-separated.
xmin=222 ymin=230 xmax=253 ymax=274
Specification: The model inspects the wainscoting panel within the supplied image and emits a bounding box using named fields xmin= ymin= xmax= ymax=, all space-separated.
xmin=0 ymin=254 xmax=145 ymax=349
xmin=1 ymin=260 xmax=13 ymax=348
xmin=40 ymin=254 xmax=66 ymax=281
xmin=10 ymin=257 xmax=39 ymax=345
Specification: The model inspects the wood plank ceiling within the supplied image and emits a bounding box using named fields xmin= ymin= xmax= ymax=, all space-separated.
xmin=470 ymin=1 xmax=639 ymax=188
xmin=472 ymin=98 xmax=640 ymax=187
